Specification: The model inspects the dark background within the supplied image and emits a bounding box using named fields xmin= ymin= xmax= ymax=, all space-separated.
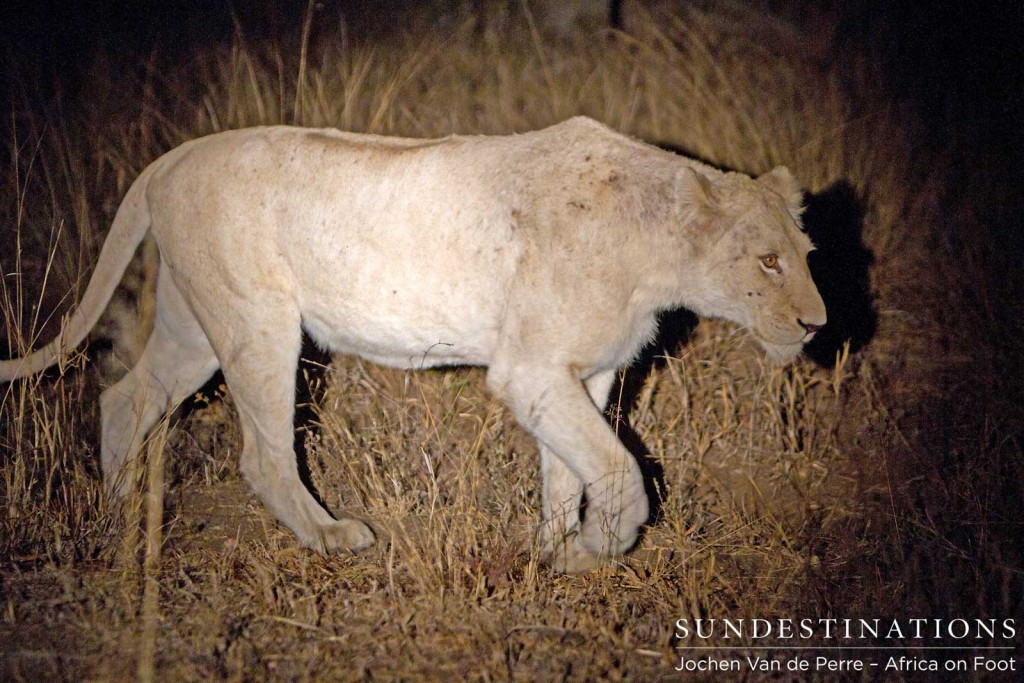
xmin=3 ymin=1 xmax=1023 ymax=138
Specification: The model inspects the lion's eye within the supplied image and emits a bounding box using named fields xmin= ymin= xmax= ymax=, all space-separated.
xmin=760 ymin=254 xmax=781 ymax=272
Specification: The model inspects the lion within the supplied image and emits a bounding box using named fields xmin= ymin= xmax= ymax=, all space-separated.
xmin=0 ymin=117 xmax=825 ymax=572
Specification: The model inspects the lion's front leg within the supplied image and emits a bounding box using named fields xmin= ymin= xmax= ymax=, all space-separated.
xmin=489 ymin=364 xmax=647 ymax=570
xmin=539 ymin=370 xmax=620 ymax=572
xmin=540 ymin=445 xmax=605 ymax=574
xmin=538 ymin=444 xmax=592 ymax=572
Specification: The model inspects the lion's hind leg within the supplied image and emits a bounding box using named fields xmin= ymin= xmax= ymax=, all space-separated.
xmin=100 ymin=269 xmax=220 ymax=497
xmin=210 ymin=300 xmax=374 ymax=554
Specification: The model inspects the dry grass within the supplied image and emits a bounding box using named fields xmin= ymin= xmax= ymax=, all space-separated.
xmin=2 ymin=3 xmax=1021 ymax=681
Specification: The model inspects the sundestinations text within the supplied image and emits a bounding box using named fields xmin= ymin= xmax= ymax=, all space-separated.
xmin=674 ymin=618 xmax=1016 ymax=641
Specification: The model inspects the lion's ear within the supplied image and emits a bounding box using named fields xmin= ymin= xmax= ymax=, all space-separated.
xmin=758 ymin=166 xmax=803 ymax=212
xmin=676 ymin=166 xmax=717 ymax=209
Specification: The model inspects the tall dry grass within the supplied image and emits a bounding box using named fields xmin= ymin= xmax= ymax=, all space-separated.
xmin=1 ymin=3 xmax=1019 ymax=680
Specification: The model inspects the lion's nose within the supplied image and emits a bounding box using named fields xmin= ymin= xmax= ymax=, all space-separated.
xmin=799 ymin=319 xmax=823 ymax=335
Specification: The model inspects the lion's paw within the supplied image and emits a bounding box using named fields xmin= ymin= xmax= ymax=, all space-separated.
xmin=312 ymin=518 xmax=375 ymax=554
xmin=543 ymin=531 xmax=607 ymax=574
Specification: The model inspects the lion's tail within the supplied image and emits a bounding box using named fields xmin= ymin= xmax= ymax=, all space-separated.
xmin=0 ymin=162 xmax=158 ymax=382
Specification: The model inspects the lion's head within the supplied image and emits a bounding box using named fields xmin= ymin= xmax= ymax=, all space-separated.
xmin=679 ymin=165 xmax=826 ymax=362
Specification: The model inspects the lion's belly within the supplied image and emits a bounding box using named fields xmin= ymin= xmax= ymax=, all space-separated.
xmin=295 ymin=231 xmax=513 ymax=369
xmin=300 ymin=287 xmax=504 ymax=369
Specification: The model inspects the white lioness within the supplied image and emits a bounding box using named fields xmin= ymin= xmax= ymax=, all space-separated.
xmin=0 ymin=117 xmax=825 ymax=571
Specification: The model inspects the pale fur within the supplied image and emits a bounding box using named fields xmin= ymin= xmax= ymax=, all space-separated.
xmin=0 ymin=117 xmax=825 ymax=571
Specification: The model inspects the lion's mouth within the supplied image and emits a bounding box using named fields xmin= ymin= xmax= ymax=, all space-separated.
xmin=752 ymin=330 xmax=808 ymax=348
xmin=750 ymin=331 xmax=808 ymax=363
